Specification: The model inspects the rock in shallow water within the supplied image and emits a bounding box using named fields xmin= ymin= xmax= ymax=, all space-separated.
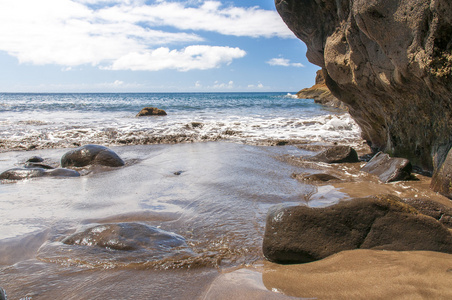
xmin=62 ymin=223 xmax=187 ymax=252
xmin=308 ymin=145 xmax=359 ymax=163
xmin=361 ymin=152 xmax=412 ymax=183
xmin=0 ymin=167 xmax=80 ymax=180
xmin=136 ymin=107 xmax=167 ymax=117
xmin=61 ymin=144 xmax=125 ymax=168
xmin=263 ymin=195 xmax=452 ymax=264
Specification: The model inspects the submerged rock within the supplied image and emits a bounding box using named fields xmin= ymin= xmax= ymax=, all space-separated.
xmin=26 ymin=156 xmax=44 ymax=163
xmin=263 ymin=195 xmax=452 ymax=264
xmin=275 ymin=0 xmax=452 ymax=172
xmin=62 ymin=223 xmax=187 ymax=252
xmin=361 ymin=152 xmax=412 ymax=183
xmin=292 ymin=173 xmax=341 ymax=182
xmin=308 ymin=145 xmax=359 ymax=163
xmin=61 ymin=144 xmax=124 ymax=168
xmin=136 ymin=107 xmax=167 ymax=117
xmin=0 ymin=167 xmax=80 ymax=180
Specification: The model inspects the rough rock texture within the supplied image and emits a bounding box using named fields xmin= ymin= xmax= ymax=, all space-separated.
xmin=63 ymin=223 xmax=186 ymax=252
xmin=136 ymin=107 xmax=167 ymax=117
xmin=61 ymin=144 xmax=125 ymax=168
xmin=361 ymin=152 xmax=412 ymax=182
xmin=0 ymin=167 xmax=80 ymax=180
xmin=402 ymin=198 xmax=452 ymax=228
xmin=263 ymin=195 xmax=452 ymax=264
xmin=308 ymin=145 xmax=359 ymax=163
xmin=275 ymin=0 xmax=452 ymax=172
xmin=297 ymin=69 xmax=346 ymax=109
xmin=431 ymin=147 xmax=452 ymax=198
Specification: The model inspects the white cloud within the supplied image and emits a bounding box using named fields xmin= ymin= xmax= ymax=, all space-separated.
xmin=213 ymin=80 xmax=234 ymax=89
xmin=248 ymin=82 xmax=264 ymax=89
xmin=0 ymin=0 xmax=288 ymax=70
xmin=267 ymin=58 xmax=305 ymax=68
xmin=107 ymin=46 xmax=246 ymax=71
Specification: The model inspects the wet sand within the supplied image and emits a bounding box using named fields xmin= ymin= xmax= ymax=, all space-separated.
xmin=0 ymin=142 xmax=451 ymax=299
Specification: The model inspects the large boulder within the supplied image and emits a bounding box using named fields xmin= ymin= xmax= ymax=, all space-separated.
xmin=275 ymin=0 xmax=452 ymax=172
xmin=361 ymin=152 xmax=412 ymax=182
xmin=308 ymin=145 xmax=359 ymax=163
xmin=263 ymin=195 xmax=452 ymax=264
xmin=136 ymin=107 xmax=167 ymax=117
xmin=61 ymin=144 xmax=124 ymax=168
xmin=62 ymin=223 xmax=186 ymax=252
xmin=0 ymin=167 xmax=80 ymax=180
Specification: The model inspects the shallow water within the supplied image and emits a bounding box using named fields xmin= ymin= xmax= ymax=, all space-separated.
xmin=0 ymin=142 xmax=329 ymax=299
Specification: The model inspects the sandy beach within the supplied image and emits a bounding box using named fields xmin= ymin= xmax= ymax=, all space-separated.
xmin=0 ymin=141 xmax=451 ymax=299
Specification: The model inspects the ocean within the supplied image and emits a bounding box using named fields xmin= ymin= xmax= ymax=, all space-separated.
xmin=0 ymin=92 xmax=361 ymax=151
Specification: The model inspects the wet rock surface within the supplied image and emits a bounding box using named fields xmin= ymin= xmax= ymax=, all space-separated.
xmin=308 ymin=145 xmax=359 ymax=163
xmin=136 ymin=107 xmax=167 ymax=117
xmin=61 ymin=144 xmax=125 ymax=168
xmin=263 ymin=195 xmax=452 ymax=264
xmin=431 ymin=148 xmax=452 ymax=199
xmin=361 ymin=152 xmax=412 ymax=183
xmin=275 ymin=0 xmax=452 ymax=172
xmin=62 ymin=223 xmax=187 ymax=252
xmin=0 ymin=167 xmax=80 ymax=180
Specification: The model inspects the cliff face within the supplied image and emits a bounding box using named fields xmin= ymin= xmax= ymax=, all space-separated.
xmin=297 ymin=70 xmax=346 ymax=109
xmin=276 ymin=0 xmax=452 ymax=172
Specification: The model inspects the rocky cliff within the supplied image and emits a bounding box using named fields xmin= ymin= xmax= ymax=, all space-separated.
xmin=296 ymin=69 xmax=346 ymax=109
xmin=276 ymin=0 xmax=452 ymax=172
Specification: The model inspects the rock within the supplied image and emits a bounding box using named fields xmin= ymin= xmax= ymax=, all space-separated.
xmin=275 ymin=0 xmax=452 ymax=172
xmin=0 ymin=167 xmax=80 ymax=180
xmin=402 ymin=198 xmax=452 ymax=229
xmin=24 ymin=162 xmax=54 ymax=169
xmin=297 ymin=70 xmax=346 ymax=109
xmin=263 ymin=195 xmax=452 ymax=264
xmin=431 ymin=148 xmax=452 ymax=199
xmin=361 ymin=152 xmax=412 ymax=183
xmin=136 ymin=107 xmax=167 ymax=117
xmin=26 ymin=156 xmax=44 ymax=163
xmin=62 ymin=223 xmax=186 ymax=252
xmin=308 ymin=145 xmax=359 ymax=163
xmin=293 ymin=173 xmax=341 ymax=182
xmin=61 ymin=144 xmax=125 ymax=168
xmin=0 ymin=287 xmax=6 ymax=300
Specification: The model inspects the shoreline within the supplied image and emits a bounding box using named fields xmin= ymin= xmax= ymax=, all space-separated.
xmin=1 ymin=141 xmax=451 ymax=299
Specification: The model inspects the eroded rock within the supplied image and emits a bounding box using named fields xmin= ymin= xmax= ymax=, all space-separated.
xmin=61 ymin=144 xmax=124 ymax=168
xmin=62 ymin=223 xmax=186 ymax=252
xmin=431 ymin=148 xmax=452 ymax=199
xmin=361 ymin=152 xmax=412 ymax=182
xmin=275 ymin=0 xmax=452 ymax=172
xmin=263 ymin=195 xmax=452 ymax=264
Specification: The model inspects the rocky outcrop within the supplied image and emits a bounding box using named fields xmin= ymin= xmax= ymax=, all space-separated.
xmin=297 ymin=70 xmax=345 ymax=109
xmin=136 ymin=107 xmax=167 ymax=117
xmin=61 ymin=144 xmax=125 ymax=168
xmin=361 ymin=152 xmax=412 ymax=182
xmin=275 ymin=0 xmax=452 ymax=172
xmin=263 ymin=195 xmax=452 ymax=264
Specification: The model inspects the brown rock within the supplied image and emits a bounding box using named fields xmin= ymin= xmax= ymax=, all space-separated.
xmin=308 ymin=145 xmax=359 ymax=163
xmin=361 ymin=152 xmax=412 ymax=183
xmin=275 ymin=0 xmax=452 ymax=172
xmin=402 ymin=198 xmax=452 ymax=229
xmin=297 ymin=70 xmax=345 ymax=109
xmin=431 ymin=148 xmax=452 ymax=199
xmin=263 ymin=195 xmax=452 ymax=264
xmin=136 ymin=107 xmax=167 ymax=117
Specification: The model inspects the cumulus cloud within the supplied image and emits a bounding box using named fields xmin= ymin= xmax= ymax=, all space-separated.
xmin=267 ymin=58 xmax=305 ymax=68
xmin=0 ymin=0 xmax=292 ymax=71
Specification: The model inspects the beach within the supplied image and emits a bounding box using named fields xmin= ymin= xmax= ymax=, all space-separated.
xmin=1 ymin=93 xmax=451 ymax=299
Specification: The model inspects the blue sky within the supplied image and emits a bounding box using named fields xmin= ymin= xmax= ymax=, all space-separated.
xmin=0 ymin=0 xmax=319 ymax=93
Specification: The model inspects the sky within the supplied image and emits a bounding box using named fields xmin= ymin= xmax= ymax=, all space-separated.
xmin=0 ymin=0 xmax=320 ymax=93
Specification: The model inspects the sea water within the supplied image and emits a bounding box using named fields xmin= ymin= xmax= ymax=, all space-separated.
xmin=0 ymin=92 xmax=361 ymax=150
